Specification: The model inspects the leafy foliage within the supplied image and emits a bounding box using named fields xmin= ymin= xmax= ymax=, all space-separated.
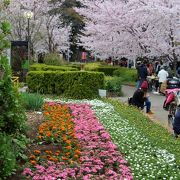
xmin=84 ymin=63 xmax=120 ymax=76
xmin=105 ymin=76 xmax=122 ymax=96
xmin=0 ymin=56 xmax=26 ymax=134
xmin=113 ymin=67 xmax=137 ymax=83
xmin=0 ymin=2 xmax=27 ymax=178
xmin=21 ymin=92 xmax=44 ymax=111
xmin=30 ymin=63 xmax=78 ymax=71
xmin=44 ymin=53 xmax=67 ymax=66
xmin=50 ymin=0 xmax=84 ymax=60
xmin=0 ymin=133 xmax=16 ymax=178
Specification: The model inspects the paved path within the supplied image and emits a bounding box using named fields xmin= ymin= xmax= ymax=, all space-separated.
xmin=116 ymin=85 xmax=169 ymax=129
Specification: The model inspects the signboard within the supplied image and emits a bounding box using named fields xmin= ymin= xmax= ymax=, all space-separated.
xmin=11 ymin=41 xmax=28 ymax=81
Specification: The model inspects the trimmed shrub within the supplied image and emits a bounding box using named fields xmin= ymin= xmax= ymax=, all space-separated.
xmin=66 ymin=63 xmax=81 ymax=70
xmin=30 ymin=64 xmax=78 ymax=71
xmin=105 ymin=76 xmax=123 ymax=96
xmin=85 ymin=65 xmax=120 ymax=76
xmin=113 ymin=67 xmax=137 ymax=82
xmin=27 ymin=71 xmax=104 ymax=99
xmin=84 ymin=62 xmax=102 ymax=71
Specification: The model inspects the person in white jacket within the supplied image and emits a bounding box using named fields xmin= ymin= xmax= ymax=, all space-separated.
xmin=157 ymin=66 xmax=169 ymax=93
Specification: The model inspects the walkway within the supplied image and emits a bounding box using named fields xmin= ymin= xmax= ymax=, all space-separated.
xmin=117 ymin=85 xmax=169 ymax=129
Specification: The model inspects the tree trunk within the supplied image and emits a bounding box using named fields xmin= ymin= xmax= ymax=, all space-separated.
xmin=173 ymin=49 xmax=178 ymax=76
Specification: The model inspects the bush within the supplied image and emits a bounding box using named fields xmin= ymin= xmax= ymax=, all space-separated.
xmin=0 ymin=133 xmax=16 ymax=178
xmin=85 ymin=65 xmax=120 ymax=76
xmin=0 ymin=2 xmax=27 ymax=178
xmin=84 ymin=62 xmax=102 ymax=71
xmin=21 ymin=92 xmax=44 ymax=111
xmin=30 ymin=64 xmax=78 ymax=71
xmin=27 ymin=71 xmax=105 ymax=99
xmin=105 ymin=76 xmax=123 ymax=96
xmin=65 ymin=63 xmax=81 ymax=70
xmin=44 ymin=53 xmax=66 ymax=66
xmin=0 ymin=57 xmax=27 ymax=134
xmin=113 ymin=67 xmax=137 ymax=83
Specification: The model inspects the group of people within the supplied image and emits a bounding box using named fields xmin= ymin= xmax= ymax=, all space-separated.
xmin=129 ymin=60 xmax=166 ymax=115
xmin=136 ymin=60 xmax=169 ymax=93
xmin=129 ymin=60 xmax=180 ymax=138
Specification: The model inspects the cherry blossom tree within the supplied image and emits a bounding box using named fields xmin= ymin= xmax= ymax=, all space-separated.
xmin=6 ymin=0 xmax=71 ymax=54
xmin=76 ymin=0 xmax=180 ymax=69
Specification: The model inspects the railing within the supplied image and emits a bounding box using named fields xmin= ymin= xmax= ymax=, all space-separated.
xmin=11 ymin=76 xmax=19 ymax=87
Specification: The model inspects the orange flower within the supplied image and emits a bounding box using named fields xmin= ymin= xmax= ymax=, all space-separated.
xmin=41 ymin=155 xmax=47 ymax=159
xmin=62 ymin=157 xmax=68 ymax=161
xmin=48 ymin=157 xmax=54 ymax=161
xmin=66 ymin=140 xmax=71 ymax=144
xmin=38 ymin=135 xmax=43 ymax=140
xmin=75 ymin=150 xmax=81 ymax=155
xmin=66 ymin=146 xmax=72 ymax=150
xmin=74 ymin=155 xmax=79 ymax=159
xmin=63 ymin=136 xmax=67 ymax=141
xmin=44 ymin=111 xmax=49 ymax=116
xmin=39 ymin=129 xmax=43 ymax=134
xmin=46 ymin=131 xmax=51 ymax=137
xmin=65 ymin=152 xmax=70 ymax=156
xmin=55 ymin=152 xmax=60 ymax=156
xmin=34 ymin=150 xmax=41 ymax=155
xmin=29 ymin=155 xmax=36 ymax=160
xmin=47 ymin=155 xmax=51 ymax=158
xmin=53 ymin=158 xmax=58 ymax=162
xmin=30 ymin=160 xmax=37 ymax=165
xmin=45 ymin=150 xmax=52 ymax=155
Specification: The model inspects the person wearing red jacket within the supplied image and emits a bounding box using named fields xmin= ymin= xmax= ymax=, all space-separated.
xmin=131 ymin=81 xmax=153 ymax=114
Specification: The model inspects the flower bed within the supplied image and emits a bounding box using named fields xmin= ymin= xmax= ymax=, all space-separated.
xmin=23 ymin=101 xmax=132 ymax=179
xmin=22 ymin=98 xmax=180 ymax=179
xmin=45 ymin=99 xmax=180 ymax=179
xmin=28 ymin=103 xmax=80 ymax=166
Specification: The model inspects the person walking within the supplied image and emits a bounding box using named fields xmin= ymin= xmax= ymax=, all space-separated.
xmin=138 ymin=61 xmax=148 ymax=88
xmin=157 ymin=66 xmax=169 ymax=93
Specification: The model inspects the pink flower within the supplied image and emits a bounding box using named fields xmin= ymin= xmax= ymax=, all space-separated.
xmin=22 ymin=168 xmax=33 ymax=176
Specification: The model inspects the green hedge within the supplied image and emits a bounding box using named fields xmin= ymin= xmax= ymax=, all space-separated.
xmin=27 ymin=71 xmax=104 ymax=99
xmin=113 ymin=67 xmax=137 ymax=82
xmin=30 ymin=64 xmax=78 ymax=71
xmin=66 ymin=63 xmax=81 ymax=70
xmin=85 ymin=66 xmax=120 ymax=76
xmin=105 ymin=76 xmax=123 ymax=96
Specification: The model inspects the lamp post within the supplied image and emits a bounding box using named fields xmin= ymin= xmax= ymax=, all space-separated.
xmin=24 ymin=11 xmax=33 ymax=61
